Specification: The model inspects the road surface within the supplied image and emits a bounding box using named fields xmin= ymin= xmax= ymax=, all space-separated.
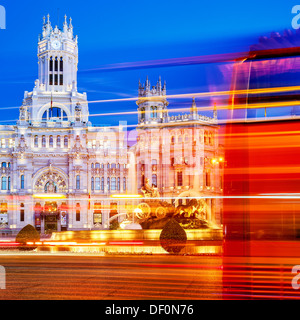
xmin=0 ymin=253 xmax=222 ymax=300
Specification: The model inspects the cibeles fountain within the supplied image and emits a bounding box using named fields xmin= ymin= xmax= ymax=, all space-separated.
xmin=123 ymin=179 xmax=219 ymax=231
xmin=109 ymin=209 xmax=143 ymax=230
xmin=50 ymin=182 xmax=223 ymax=254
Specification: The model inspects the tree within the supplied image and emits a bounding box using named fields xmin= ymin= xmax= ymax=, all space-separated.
xmin=16 ymin=224 xmax=40 ymax=250
xmin=160 ymin=218 xmax=187 ymax=254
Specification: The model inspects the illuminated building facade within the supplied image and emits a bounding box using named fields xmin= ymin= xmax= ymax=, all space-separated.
xmin=0 ymin=16 xmax=129 ymax=234
xmin=0 ymin=16 xmax=224 ymax=234
xmin=132 ymin=78 xmax=224 ymax=226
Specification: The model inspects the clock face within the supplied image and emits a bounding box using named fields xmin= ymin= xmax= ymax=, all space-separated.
xmin=51 ymin=40 xmax=61 ymax=50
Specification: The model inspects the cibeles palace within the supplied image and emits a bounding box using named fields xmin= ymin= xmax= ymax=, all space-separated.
xmin=0 ymin=16 xmax=224 ymax=234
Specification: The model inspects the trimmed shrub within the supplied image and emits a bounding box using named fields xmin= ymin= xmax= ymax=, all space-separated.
xmin=109 ymin=220 xmax=120 ymax=230
xmin=160 ymin=218 xmax=187 ymax=254
xmin=16 ymin=224 xmax=40 ymax=250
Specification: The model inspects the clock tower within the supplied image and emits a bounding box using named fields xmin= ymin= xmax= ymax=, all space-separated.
xmin=20 ymin=14 xmax=89 ymax=125
xmin=38 ymin=14 xmax=78 ymax=92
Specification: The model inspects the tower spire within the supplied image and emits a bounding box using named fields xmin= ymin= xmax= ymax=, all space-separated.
xmin=191 ymin=97 xmax=197 ymax=113
xmin=157 ymin=76 xmax=162 ymax=92
xmin=213 ymin=102 xmax=218 ymax=119
xmin=145 ymin=76 xmax=150 ymax=89
xmin=63 ymin=14 xmax=68 ymax=33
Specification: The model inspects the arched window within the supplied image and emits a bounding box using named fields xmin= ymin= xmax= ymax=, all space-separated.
xmin=55 ymin=57 xmax=58 ymax=72
xmin=64 ymin=136 xmax=68 ymax=148
xmin=34 ymin=135 xmax=38 ymax=147
xmin=117 ymin=177 xmax=120 ymax=191
xmin=57 ymin=136 xmax=61 ymax=148
xmin=1 ymin=177 xmax=6 ymax=190
xmin=76 ymin=175 xmax=80 ymax=190
xmin=50 ymin=107 xmax=61 ymax=119
xmin=62 ymin=111 xmax=68 ymax=121
xmin=95 ymin=163 xmax=100 ymax=169
xmin=152 ymin=174 xmax=157 ymax=187
xmin=42 ymin=108 xmax=68 ymax=122
xmin=93 ymin=203 xmax=102 ymax=225
xmin=76 ymin=203 xmax=80 ymax=221
xmin=111 ymin=163 xmax=116 ymax=169
xmin=1 ymin=162 xmax=6 ymax=168
xmin=60 ymin=57 xmax=63 ymax=72
xmin=91 ymin=177 xmax=94 ymax=191
xmin=111 ymin=177 xmax=116 ymax=191
xmin=101 ymin=177 xmax=104 ymax=191
xmin=42 ymin=136 xmax=46 ymax=148
xmin=42 ymin=111 xmax=47 ymax=121
xmin=204 ymin=131 xmax=208 ymax=144
xmin=177 ymin=171 xmax=183 ymax=186
xmin=151 ymin=106 xmax=157 ymax=118
xmin=91 ymin=163 xmax=94 ymax=169
xmin=141 ymin=174 xmax=145 ymax=187
xmin=49 ymin=136 xmax=53 ymax=148
xmin=7 ymin=176 xmax=10 ymax=191
xmin=123 ymin=177 xmax=126 ymax=191
xmin=7 ymin=163 xmax=10 ymax=168
xmin=95 ymin=177 xmax=100 ymax=190
xmin=49 ymin=57 xmax=53 ymax=72
xmin=20 ymin=203 xmax=25 ymax=222
xmin=107 ymin=163 xmax=110 ymax=169
xmin=20 ymin=175 xmax=25 ymax=189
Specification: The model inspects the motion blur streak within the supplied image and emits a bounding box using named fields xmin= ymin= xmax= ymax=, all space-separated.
xmin=222 ymin=119 xmax=300 ymax=299
xmin=81 ymin=51 xmax=248 ymax=72
xmin=0 ymin=256 xmax=222 ymax=300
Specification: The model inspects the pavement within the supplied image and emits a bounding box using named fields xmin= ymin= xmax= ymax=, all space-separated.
xmin=0 ymin=253 xmax=223 ymax=300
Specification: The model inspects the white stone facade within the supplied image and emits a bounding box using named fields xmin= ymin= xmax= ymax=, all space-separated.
xmin=0 ymin=16 xmax=223 ymax=235
xmin=133 ymin=79 xmax=224 ymax=226
xmin=0 ymin=16 xmax=130 ymax=234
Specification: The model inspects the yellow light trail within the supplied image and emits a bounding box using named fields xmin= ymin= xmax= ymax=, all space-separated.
xmin=1 ymin=84 xmax=300 ymax=111
xmin=32 ymin=193 xmax=66 ymax=199
xmin=110 ymin=194 xmax=143 ymax=199
xmin=0 ymin=85 xmax=300 ymax=126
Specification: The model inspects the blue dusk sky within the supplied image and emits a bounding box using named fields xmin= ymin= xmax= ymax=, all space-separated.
xmin=0 ymin=0 xmax=298 ymax=126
